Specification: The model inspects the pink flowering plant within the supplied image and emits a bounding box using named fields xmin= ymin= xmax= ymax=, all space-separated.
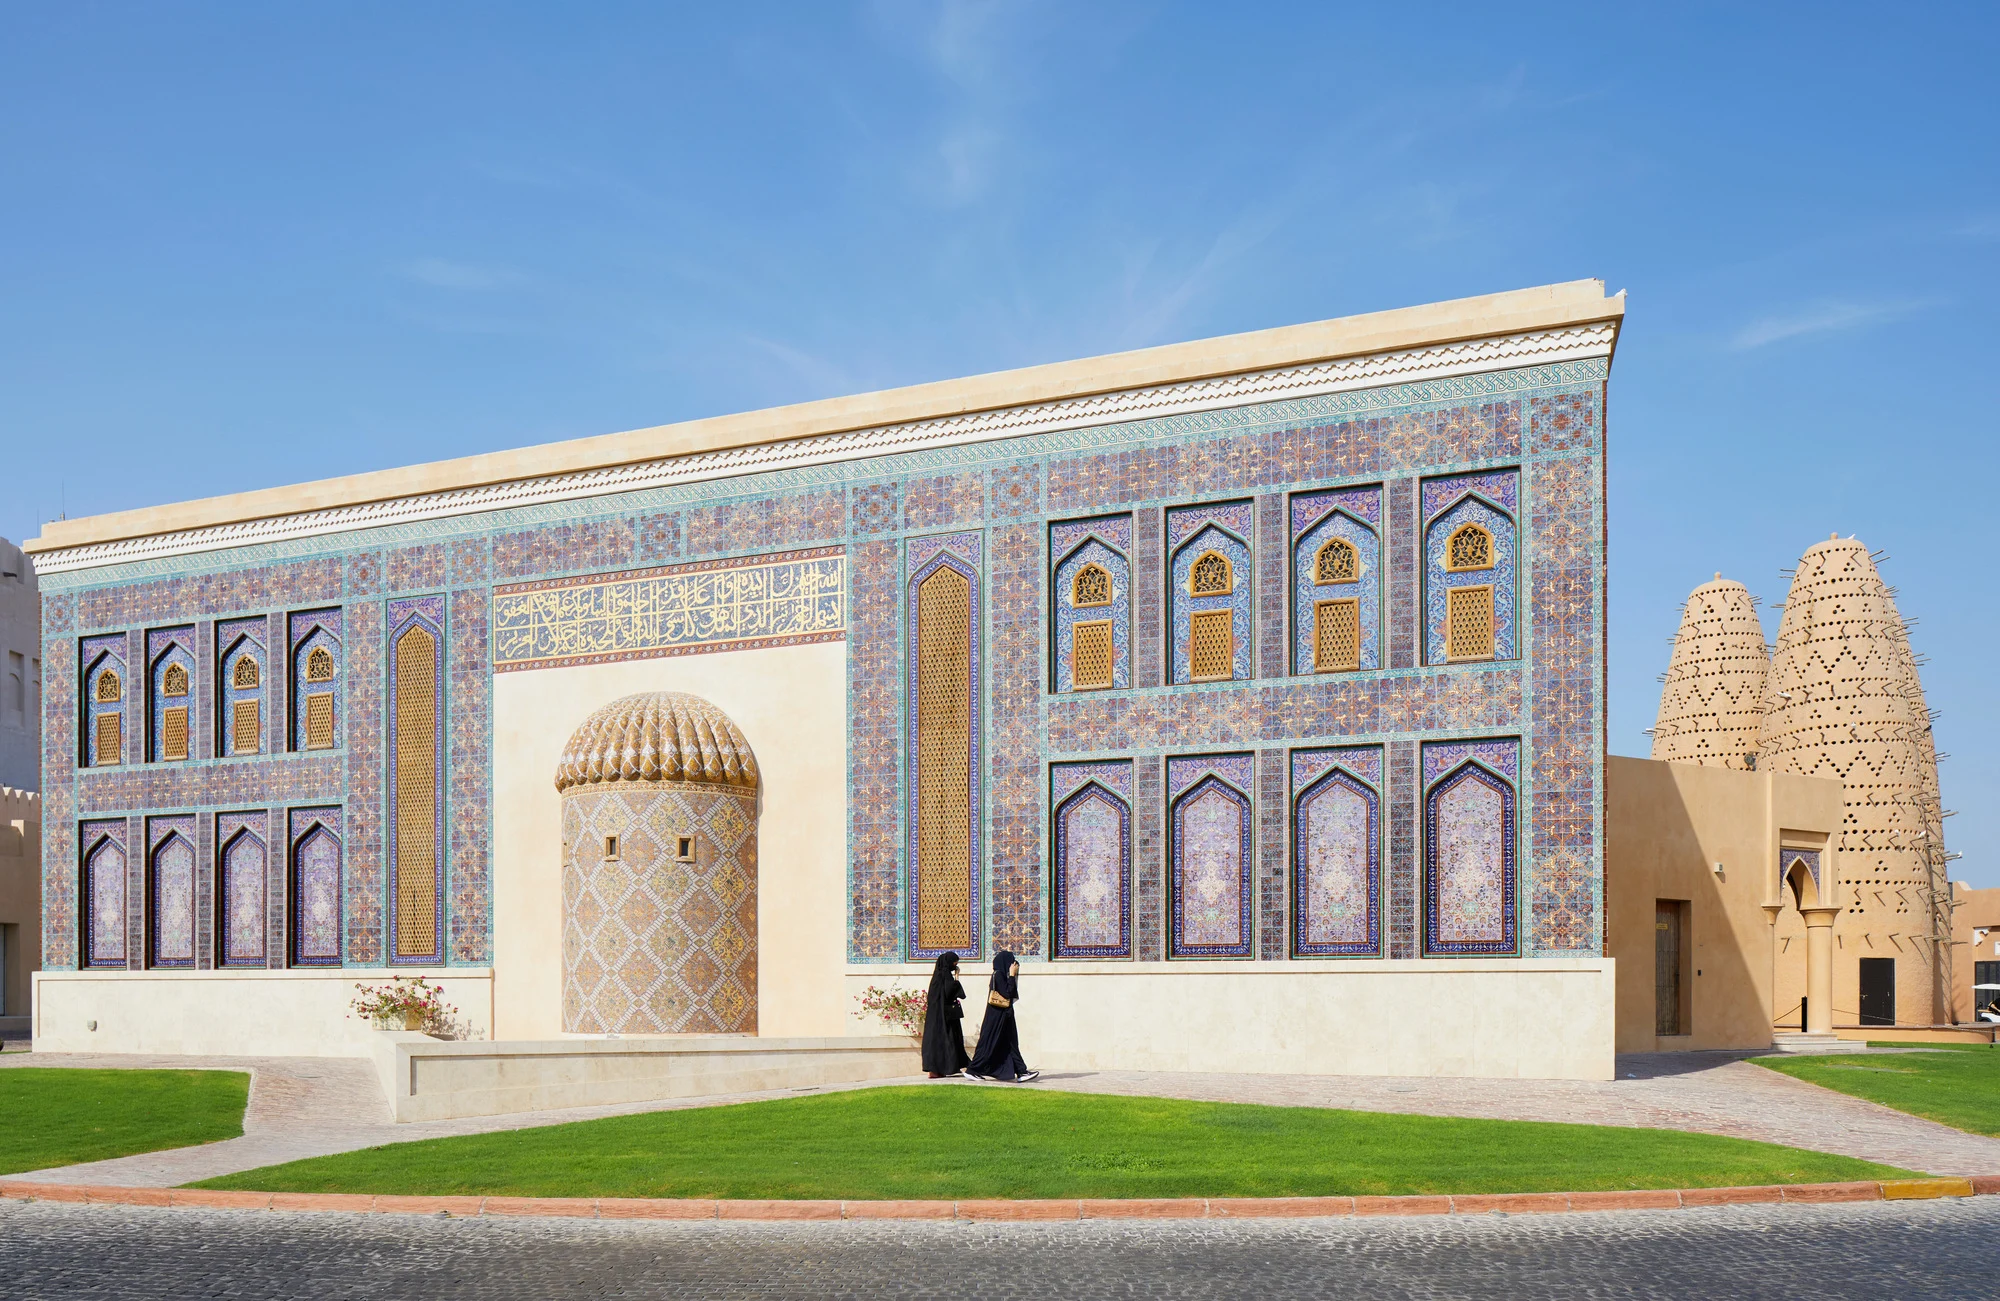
xmin=351 ymin=975 xmax=457 ymax=1034
xmin=855 ymin=984 xmax=927 ymax=1039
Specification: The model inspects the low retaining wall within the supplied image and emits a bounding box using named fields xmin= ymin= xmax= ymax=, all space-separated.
xmin=364 ymin=1032 xmax=922 ymax=1122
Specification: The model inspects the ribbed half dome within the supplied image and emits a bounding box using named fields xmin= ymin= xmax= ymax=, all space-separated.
xmin=554 ymin=692 xmax=760 ymax=792
xmin=1652 ymin=575 xmax=1769 ymax=770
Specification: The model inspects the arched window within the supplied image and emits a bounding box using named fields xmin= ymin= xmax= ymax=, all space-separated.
xmin=232 ymin=657 xmax=260 ymax=689
xmin=162 ymin=663 xmax=189 ymax=696
xmin=1190 ymin=551 xmax=1232 ymax=596
xmin=306 ymin=646 xmax=334 ymax=683
xmin=1446 ymin=523 xmax=1494 ymax=572
xmin=1072 ymin=563 xmax=1112 ymax=608
xmin=96 ymin=669 xmax=121 ymax=703
xmin=1315 ymin=537 xmax=1358 ymax=585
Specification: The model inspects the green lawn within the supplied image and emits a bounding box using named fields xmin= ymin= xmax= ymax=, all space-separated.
xmin=1755 ymin=1044 xmax=2000 ymax=1136
xmin=0 ymin=1068 xmax=250 ymax=1175
xmin=195 ymin=1085 xmax=1910 ymax=1200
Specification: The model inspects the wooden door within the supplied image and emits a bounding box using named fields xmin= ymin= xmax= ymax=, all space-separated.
xmin=1655 ymin=902 xmax=1683 ymax=1036
xmin=1859 ymin=957 xmax=1896 ymax=1027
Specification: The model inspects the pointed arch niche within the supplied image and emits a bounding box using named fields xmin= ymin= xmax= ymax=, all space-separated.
xmin=80 ymin=819 xmax=129 ymax=969
xmin=388 ymin=597 xmax=444 ymax=964
xmin=1050 ymin=761 xmax=1132 ymax=958
xmin=290 ymin=608 xmax=343 ymax=753
xmin=218 ymin=618 xmax=267 ymax=758
xmin=1167 ymin=754 xmax=1254 ymax=958
xmin=1291 ymin=746 xmax=1383 ymax=957
xmin=1290 ymin=486 xmax=1383 ymax=675
xmin=1421 ymin=471 xmax=1518 ymax=666
xmin=81 ymin=636 xmax=127 ymax=769
xmin=217 ymin=812 xmax=269 ymax=968
xmin=1050 ymin=515 xmax=1132 ymax=694
xmin=907 ymin=533 xmax=982 ymax=960
xmin=1421 ymin=739 xmax=1519 ymax=956
xmin=147 ymin=628 xmax=196 ymax=764
xmin=1167 ymin=502 xmax=1254 ymax=686
xmin=290 ymin=807 xmax=343 ymax=967
xmin=147 ymin=816 xmax=197 ymax=968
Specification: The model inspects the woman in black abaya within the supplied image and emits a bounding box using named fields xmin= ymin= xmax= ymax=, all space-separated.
xmin=964 ymin=950 xmax=1040 ymax=1082
xmin=920 ymin=951 xmax=969 ymax=1078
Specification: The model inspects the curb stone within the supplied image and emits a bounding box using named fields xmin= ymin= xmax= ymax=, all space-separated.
xmin=0 ymin=1177 xmax=1984 ymax=1222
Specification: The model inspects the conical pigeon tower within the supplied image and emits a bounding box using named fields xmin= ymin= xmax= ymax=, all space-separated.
xmin=1651 ymin=575 xmax=1769 ymax=770
xmin=1759 ymin=535 xmax=1948 ymax=1023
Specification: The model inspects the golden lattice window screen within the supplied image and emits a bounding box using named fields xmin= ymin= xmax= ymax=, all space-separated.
xmin=95 ymin=711 xmax=121 ymax=765
xmin=914 ymin=566 xmax=973 ymax=952
xmin=233 ymin=699 xmax=261 ymax=755
xmin=304 ymin=694 xmax=334 ymax=751
xmin=306 ymin=646 xmax=335 ymax=683
xmin=1190 ymin=551 xmax=1232 ymax=596
xmin=96 ymin=670 xmax=121 ymax=703
xmin=1072 ymin=563 xmax=1111 ymax=607
xmin=162 ymin=663 xmax=189 ymax=697
xmin=161 ymin=706 xmax=189 ymax=761
xmin=233 ymin=656 xmax=260 ymax=688
xmin=1447 ymin=524 xmax=1494 ymax=571
xmin=1313 ymin=599 xmax=1361 ymax=672
xmin=1446 ymin=586 xmax=1496 ymax=660
xmin=394 ymin=627 xmax=439 ymax=959
xmin=1315 ymin=538 xmax=1358 ymax=584
xmin=1189 ymin=609 xmax=1234 ymax=681
xmin=1071 ymin=620 xmax=1114 ymax=690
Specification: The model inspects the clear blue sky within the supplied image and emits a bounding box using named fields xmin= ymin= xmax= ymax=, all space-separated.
xmin=3 ymin=6 xmax=1995 ymax=880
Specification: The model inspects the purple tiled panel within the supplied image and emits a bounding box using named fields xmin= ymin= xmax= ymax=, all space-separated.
xmin=42 ymin=627 xmax=77 ymax=967
xmin=79 ymin=819 xmax=127 ymax=968
xmin=1135 ymin=754 xmax=1164 ymax=961
xmin=989 ymin=522 xmax=1043 ymax=956
xmin=194 ymin=619 xmax=215 ymax=764
xmin=123 ymin=809 xmax=142 ymax=968
xmin=904 ymin=475 xmax=985 ymax=530
xmin=1386 ymin=478 xmax=1416 ymax=670
xmin=77 ymin=755 xmax=341 ymax=814
xmin=347 ymin=552 xmax=383 ymax=597
xmin=1167 ymin=753 xmax=1255 ymax=959
xmin=1387 ymin=739 xmax=1417 ymax=959
xmin=387 ymin=544 xmax=446 ymax=593
xmin=448 ymin=588 xmax=492 ymax=964
xmin=147 ymin=815 xmax=198 ymax=968
xmin=1050 ymin=760 xmax=1131 ymax=959
xmin=289 ymin=806 xmax=343 ymax=966
xmin=217 ymin=811 xmax=269 ymax=967
xmin=1422 ymin=737 xmax=1519 ymax=956
xmin=265 ymin=806 xmax=285 ymax=970
xmin=448 ymin=537 xmax=490 ymax=587
xmin=387 ymin=595 xmax=446 ymax=964
xmin=987 ymin=463 xmax=1042 ymax=520
xmin=1291 ymin=746 xmax=1383 ymax=957
xmin=846 ymin=539 xmax=901 ymax=961
xmin=73 ymin=558 xmax=343 ymax=630
xmin=1255 ymin=496 xmax=1284 ymax=680
xmin=1255 ymin=747 xmax=1284 ymax=959
xmin=1528 ymin=439 xmax=1603 ymax=955
xmin=850 ymin=483 xmax=901 ymax=535
xmin=490 ymin=519 xmax=635 ymax=581
xmin=636 ymin=511 xmax=684 ymax=563
xmin=906 ymin=533 xmax=981 ymax=961
xmin=343 ymin=600 xmax=385 ymax=966
xmin=684 ymin=490 xmax=845 ymax=557
xmin=1530 ymin=391 xmax=1598 ymax=455
xmin=1133 ymin=508 xmax=1164 ymax=689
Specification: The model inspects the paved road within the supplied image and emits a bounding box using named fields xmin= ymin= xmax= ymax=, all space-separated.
xmin=4 ymin=1197 xmax=1998 ymax=1300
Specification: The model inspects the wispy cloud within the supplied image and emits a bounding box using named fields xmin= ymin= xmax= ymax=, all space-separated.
xmin=401 ymin=258 xmax=529 ymax=292
xmin=1730 ymin=298 xmax=1939 ymax=350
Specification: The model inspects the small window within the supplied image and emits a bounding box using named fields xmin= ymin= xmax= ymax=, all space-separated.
xmin=160 ymin=706 xmax=189 ymax=761
xmin=96 ymin=669 xmax=122 ymax=703
xmin=95 ymin=711 xmax=122 ymax=765
xmin=161 ymin=663 xmax=189 ymax=697
xmin=1071 ymin=620 xmax=1114 ymax=690
xmin=603 ymin=835 xmax=620 ymax=860
xmin=1190 ymin=551 xmax=1232 ymax=596
xmin=676 ymin=835 xmax=697 ymax=863
xmin=1445 ymin=586 xmax=1496 ymax=661
xmin=1312 ymin=599 xmax=1360 ymax=672
xmin=304 ymin=694 xmax=335 ymax=751
xmin=306 ymin=646 xmax=335 ymax=684
xmin=1314 ymin=538 xmax=1358 ymax=585
xmin=1188 ymin=609 xmax=1234 ymax=681
xmin=1072 ymin=563 xmax=1112 ymax=608
xmin=1446 ymin=523 xmax=1494 ymax=572
xmin=231 ymin=699 xmax=261 ymax=755
xmin=232 ymin=656 xmax=260 ymax=689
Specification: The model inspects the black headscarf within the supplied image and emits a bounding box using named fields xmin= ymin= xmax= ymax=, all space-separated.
xmin=989 ymin=949 xmax=1019 ymax=1002
xmin=927 ymin=951 xmax=960 ymax=1003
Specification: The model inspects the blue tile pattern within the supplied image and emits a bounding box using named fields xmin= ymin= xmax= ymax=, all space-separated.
xmin=1291 ymin=487 xmax=1383 ymax=674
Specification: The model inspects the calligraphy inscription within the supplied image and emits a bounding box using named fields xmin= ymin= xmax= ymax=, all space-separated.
xmin=493 ymin=548 xmax=847 ymax=672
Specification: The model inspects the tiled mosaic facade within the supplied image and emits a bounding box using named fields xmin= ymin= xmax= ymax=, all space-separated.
xmin=39 ymin=352 xmax=1606 ymax=973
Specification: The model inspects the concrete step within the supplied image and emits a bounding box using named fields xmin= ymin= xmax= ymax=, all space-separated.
xmin=1770 ymin=1032 xmax=1870 ymax=1054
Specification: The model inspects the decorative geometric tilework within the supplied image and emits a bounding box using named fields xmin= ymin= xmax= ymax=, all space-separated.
xmin=81 ymin=634 xmax=126 ymax=768
xmin=1423 ymin=738 xmax=1518 ymax=956
xmin=1422 ymin=469 xmax=1519 ymax=519
xmin=1052 ymin=520 xmax=1131 ymax=693
xmin=1169 ymin=766 xmax=1254 ymax=959
xmin=448 ymin=588 xmax=492 ymax=965
xmin=80 ymin=819 xmax=127 ymax=968
xmin=146 ymin=627 xmax=195 ymax=764
xmin=908 ymin=534 xmax=981 ymax=960
xmin=147 ymin=815 xmax=197 ymax=968
xmin=1292 ymin=486 xmax=1382 ymax=675
xmin=216 ymin=618 xmax=266 ymax=757
xmin=1423 ymin=471 xmax=1518 ymax=665
xmin=388 ymin=596 xmax=445 ymax=964
xmin=1052 ymin=761 xmax=1131 ymax=959
xmin=1169 ymin=505 xmax=1253 ymax=686
xmin=290 ymin=609 xmax=342 ymax=753
xmin=216 ymin=812 xmax=268 ymax=967
xmin=289 ymin=806 xmax=343 ymax=966
xmin=344 ymin=600 xmax=384 ymax=965
xmin=1781 ymin=848 xmax=1823 ymax=893
xmin=987 ymin=521 xmax=1044 ymax=957
xmin=491 ymin=518 xmax=635 ymax=581
xmin=1292 ymin=747 xmax=1382 ymax=957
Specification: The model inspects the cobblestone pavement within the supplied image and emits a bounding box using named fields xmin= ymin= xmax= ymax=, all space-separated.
xmin=3 ymin=1196 xmax=1997 ymax=1299
xmin=7 ymin=1047 xmax=1998 ymax=1186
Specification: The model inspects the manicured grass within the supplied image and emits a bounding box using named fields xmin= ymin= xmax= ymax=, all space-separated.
xmin=0 ymin=1068 xmax=250 ymax=1175
xmin=195 ymin=1085 xmax=1910 ymax=1199
xmin=1755 ymin=1044 xmax=2000 ymax=1136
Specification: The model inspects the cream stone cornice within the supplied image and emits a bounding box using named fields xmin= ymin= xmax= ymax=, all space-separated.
xmin=29 ymin=280 xmax=1622 ymax=575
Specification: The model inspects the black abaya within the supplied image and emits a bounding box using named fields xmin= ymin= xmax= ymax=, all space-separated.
xmin=966 ymin=950 xmax=1033 ymax=1081
xmin=920 ymin=952 xmax=969 ymax=1076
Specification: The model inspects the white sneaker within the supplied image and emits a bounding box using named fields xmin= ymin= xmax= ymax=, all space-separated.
xmin=1017 ymin=1070 xmax=1041 ymax=1082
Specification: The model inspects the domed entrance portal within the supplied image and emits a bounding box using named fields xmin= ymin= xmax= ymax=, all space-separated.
xmin=555 ymin=692 xmax=760 ymax=1034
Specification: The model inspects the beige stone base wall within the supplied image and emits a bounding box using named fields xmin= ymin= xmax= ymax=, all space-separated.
xmin=31 ymin=968 xmax=496 ymax=1056
xmin=847 ymin=960 xmax=1615 ymax=1081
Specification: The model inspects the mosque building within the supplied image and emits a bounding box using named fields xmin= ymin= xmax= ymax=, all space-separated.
xmin=22 ymin=280 xmax=1623 ymax=1101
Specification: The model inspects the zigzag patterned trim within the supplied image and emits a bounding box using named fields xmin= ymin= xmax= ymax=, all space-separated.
xmin=37 ymin=323 xmax=1615 ymax=575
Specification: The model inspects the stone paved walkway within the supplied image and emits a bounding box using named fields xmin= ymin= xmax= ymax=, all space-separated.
xmin=6 ymin=1047 xmax=1998 ymax=1186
